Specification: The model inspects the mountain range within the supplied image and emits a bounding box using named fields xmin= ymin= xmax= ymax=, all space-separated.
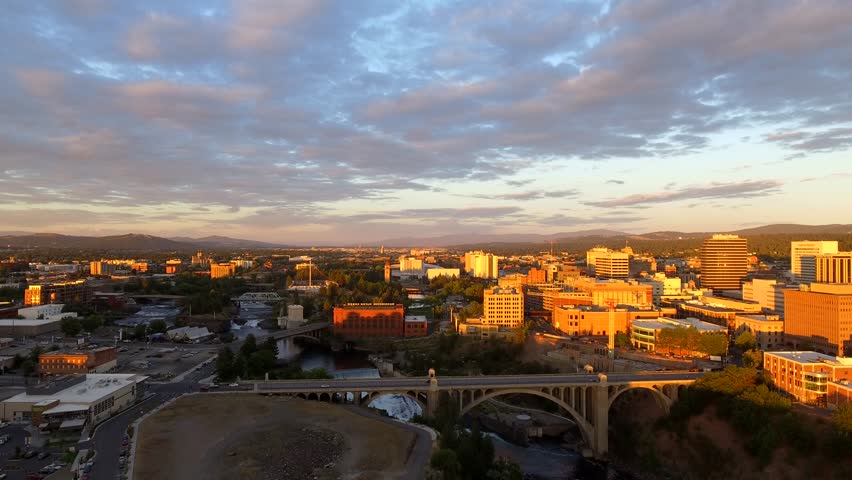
xmin=0 ymin=224 xmax=849 ymax=250
xmin=0 ymin=233 xmax=284 ymax=250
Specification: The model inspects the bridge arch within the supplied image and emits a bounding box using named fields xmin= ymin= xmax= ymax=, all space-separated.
xmin=363 ymin=391 xmax=427 ymax=414
xmin=607 ymin=385 xmax=672 ymax=413
xmin=459 ymin=388 xmax=593 ymax=447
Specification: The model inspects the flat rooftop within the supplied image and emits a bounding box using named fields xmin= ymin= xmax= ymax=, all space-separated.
xmin=2 ymin=373 xmax=148 ymax=405
xmin=737 ymin=315 xmax=783 ymax=323
xmin=404 ymin=316 xmax=427 ymax=323
xmin=767 ymin=351 xmax=852 ymax=365
xmin=632 ymin=317 xmax=726 ymax=332
xmin=0 ymin=319 xmax=59 ymax=326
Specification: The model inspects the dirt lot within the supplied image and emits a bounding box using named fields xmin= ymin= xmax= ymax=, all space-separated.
xmin=133 ymin=394 xmax=419 ymax=480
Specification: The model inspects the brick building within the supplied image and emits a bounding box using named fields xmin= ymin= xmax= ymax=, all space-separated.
xmin=24 ymin=280 xmax=92 ymax=307
xmin=403 ymin=316 xmax=428 ymax=338
xmin=333 ymin=303 xmax=405 ymax=339
xmin=765 ymin=351 xmax=852 ymax=405
xmin=39 ymin=347 xmax=118 ymax=376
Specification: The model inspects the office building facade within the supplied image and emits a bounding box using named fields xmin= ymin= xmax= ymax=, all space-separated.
xmin=784 ymin=284 xmax=852 ymax=356
xmin=791 ymin=241 xmax=838 ymax=282
xmin=333 ymin=303 xmax=405 ymax=338
xmin=482 ymin=287 xmax=524 ymax=328
xmin=463 ymin=251 xmax=499 ymax=279
xmin=700 ymin=234 xmax=748 ymax=291
xmin=800 ymin=252 xmax=852 ymax=284
xmin=594 ymin=252 xmax=629 ymax=280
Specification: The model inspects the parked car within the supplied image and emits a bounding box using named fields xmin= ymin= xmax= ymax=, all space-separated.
xmin=22 ymin=450 xmax=38 ymax=459
xmin=37 ymin=452 xmax=51 ymax=460
xmin=228 ymin=383 xmax=239 ymax=387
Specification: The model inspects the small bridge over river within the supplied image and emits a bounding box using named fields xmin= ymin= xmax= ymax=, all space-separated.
xmin=245 ymin=371 xmax=702 ymax=458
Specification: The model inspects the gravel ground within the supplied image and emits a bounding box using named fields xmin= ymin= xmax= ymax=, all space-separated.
xmin=133 ymin=394 xmax=418 ymax=480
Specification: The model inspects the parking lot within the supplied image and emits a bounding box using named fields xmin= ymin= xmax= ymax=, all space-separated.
xmin=0 ymin=424 xmax=70 ymax=480
xmin=113 ymin=344 xmax=217 ymax=381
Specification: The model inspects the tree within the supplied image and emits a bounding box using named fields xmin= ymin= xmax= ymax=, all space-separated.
xmin=81 ymin=314 xmax=104 ymax=333
xmin=149 ymin=319 xmax=168 ymax=334
xmin=834 ymin=403 xmax=852 ymax=437
xmin=487 ymin=459 xmax=523 ymax=480
xmin=133 ymin=323 xmax=148 ymax=340
xmin=20 ymin=359 xmax=35 ymax=377
xmin=60 ymin=317 xmax=82 ymax=336
xmin=743 ymin=349 xmax=764 ymax=369
xmin=615 ymin=332 xmax=631 ymax=348
xmin=735 ymin=331 xmax=757 ymax=351
xmin=430 ymin=449 xmax=461 ymax=480
xmin=216 ymin=347 xmax=235 ymax=381
xmin=233 ymin=355 xmax=247 ymax=379
xmin=698 ymin=333 xmax=728 ymax=357
xmin=262 ymin=336 xmax=279 ymax=356
xmin=240 ymin=334 xmax=258 ymax=358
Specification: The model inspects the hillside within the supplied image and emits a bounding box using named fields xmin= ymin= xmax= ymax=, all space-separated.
xmin=0 ymin=233 xmax=192 ymax=251
xmin=169 ymin=235 xmax=283 ymax=249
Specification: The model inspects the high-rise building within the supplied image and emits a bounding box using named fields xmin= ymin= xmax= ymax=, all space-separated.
xmin=210 ymin=263 xmax=235 ymax=279
xmin=800 ymin=253 xmax=852 ymax=284
xmin=791 ymin=241 xmax=838 ymax=282
xmin=594 ymin=251 xmax=629 ymax=279
xmin=482 ymin=287 xmax=524 ymax=328
xmin=165 ymin=259 xmax=182 ymax=274
xmin=463 ymin=251 xmax=499 ymax=279
xmin=89 ymin=261 xmax=116 ymax=276
xmin=384 ymin=261 xmax=391 ymax=283
xmin=700 ymin=234 xmax=748 ymax=291
xmin=784 ymin=284 xmax=852 ymax=356
xmin=585 ymin=247 xmax=611 ymax=276
xmin=527 ymin=267 xmax=546 ymax=284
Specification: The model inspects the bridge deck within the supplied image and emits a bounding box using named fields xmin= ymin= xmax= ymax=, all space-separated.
xmin=270 ymin=322 xmax=332 ymax=339
xmin=251 ymin=372 xmax=703 ymax=392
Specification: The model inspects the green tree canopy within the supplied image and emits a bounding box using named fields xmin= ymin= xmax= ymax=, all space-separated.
xmin=833 ymin=403 xmax=852 ymax=437
xmin=735 ymin=331 xmax=757 ymax=351
xmin=149 ymin=319 xmax=168 ymax=334
xmin=60 ymin=317 xmax=82 ymax=336
xmin=81 ymin=314 xmax=103 ymax=333
xmin=743 ymin=349 xmax=763 ymax=369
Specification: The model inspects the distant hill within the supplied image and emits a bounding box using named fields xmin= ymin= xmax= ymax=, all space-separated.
xmin=731 ymin=223 xmax=852 ymax=236
xmin=170 ymin=235 xmax=284 ymax=249
xmin=380 ymin=229 xmax=629 ymax=247
xmin=0 ymin=233 xmax=191 ymax=251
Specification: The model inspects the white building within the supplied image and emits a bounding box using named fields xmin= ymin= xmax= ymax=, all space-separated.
xmin=17 ymin=304 xmax=78 ymax=322
xmin=165 ymin=326 xmax=213 ymax=343
xmin=639 ymin=274 xmax=682 ymax=306
xmin=594 ymin=251 xmax=629 ymax=279
xmin=482 ymin=287 xmax=524 ymax=328
xmin=464 ymin=251 xmax=499 ymax=279
xmin=742 ymin=279 xmax=796 ymax=315
xmin=585 ymin=247 xmax=611 ymax=276
xmin=398 ymin=255 xmax=424 ymax=272
xmin=0 ymin=373 xmax=148 ymax=427
xmin=230 ymin=259 xmax=253 ymax=269
xmin=426 ymin=268 xmax=460 ymax=280
xmin=791 ymin=241 xmax=838 ymax=282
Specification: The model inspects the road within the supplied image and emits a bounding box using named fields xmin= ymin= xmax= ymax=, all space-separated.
xmin=79 ymin=361 xmax=217 ymax=480
xmin=252 ymin=371 xmax=704 ymax=393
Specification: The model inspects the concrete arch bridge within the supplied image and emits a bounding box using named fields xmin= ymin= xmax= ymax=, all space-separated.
xmin=249 ymin=371 xmax=701 ymax=458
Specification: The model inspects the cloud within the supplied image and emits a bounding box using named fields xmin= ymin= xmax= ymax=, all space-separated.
xmin=0 ymin=0 xmax=849 ymax=242
xmin=463 ymin=189 xmax=579 ymax=201
xmin=585 ymin=180 xmax=783 ymax=208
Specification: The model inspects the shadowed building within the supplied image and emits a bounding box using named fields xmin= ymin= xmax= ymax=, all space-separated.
xmin=333 ymin=303 xmax=405 ymax=338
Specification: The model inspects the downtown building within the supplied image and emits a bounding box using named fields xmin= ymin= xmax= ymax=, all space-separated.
xmin=800 ymin=252 xmax=852 ymax=284
xmin=24 ymin=280 xmax=93 ymax=307
xmin=700 ymin=234 xmax=748 ymax=291
xmin=784 ymin=283 xmax=852 ymax=356
xmin=791 ymin=240 xmax=838 ymax=282
xmin=210 ymin=262 xmax=236 ymax=279
xmin=764 ymin=351 xmax=852 ymax=406
xmin=593 ymin=251 xmax=629 ymax=280
xmin=333 ymin=303 xmax=406 ymax=339
xmin=463 ymin=251 xmax=499 ymax=279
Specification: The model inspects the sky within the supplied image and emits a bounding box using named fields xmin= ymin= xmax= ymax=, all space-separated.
xmin=1 ymin=0 xmax=851 ymax=245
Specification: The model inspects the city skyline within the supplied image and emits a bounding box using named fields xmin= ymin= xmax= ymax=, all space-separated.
xmin=2 ymin=0 xmax=852 ymax=244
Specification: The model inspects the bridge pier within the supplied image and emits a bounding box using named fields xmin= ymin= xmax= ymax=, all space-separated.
xmin=592 ymin=375 xmax=609 ymax=458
